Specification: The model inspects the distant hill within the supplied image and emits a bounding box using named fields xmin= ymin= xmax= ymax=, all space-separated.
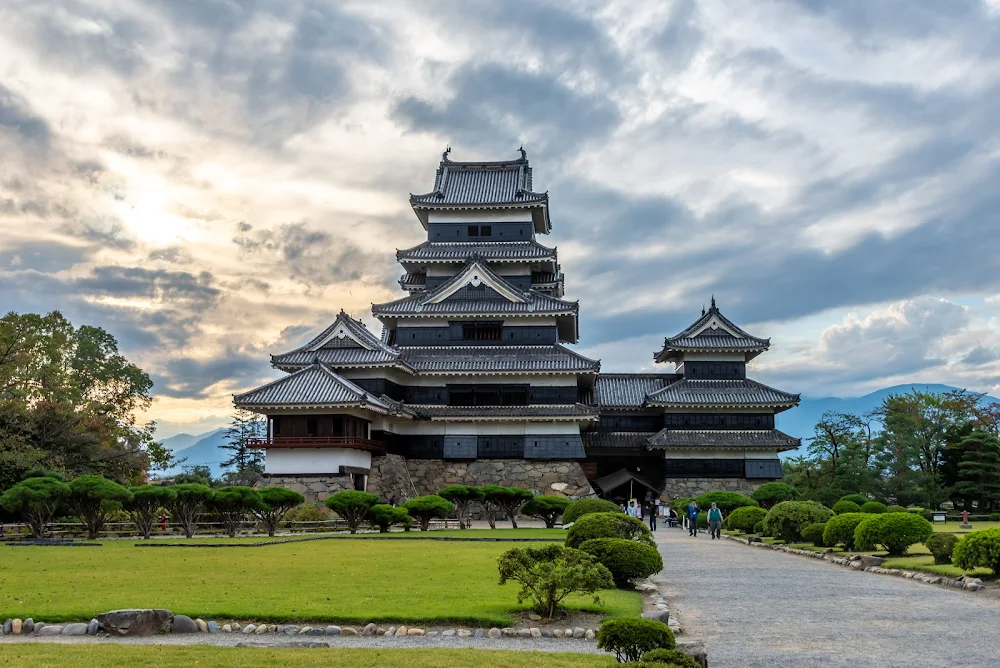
xmin=776 ymin=383 xmax=999 ymax=456
xmin=159 ymin=432 xmax=204 ymax=453
xmin=162 ymin=428 xmax=229 ymax=478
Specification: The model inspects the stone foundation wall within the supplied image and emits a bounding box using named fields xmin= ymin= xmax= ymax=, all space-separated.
xmin=403 ymin=459 xmax=595 ymax=500
xmin=260 ymin=474 xmax=354 ymax=504
xmin=659 ymin=477 xmax=762 ymax=501
xmin=366 ymin=453 xmax=417 ymax=503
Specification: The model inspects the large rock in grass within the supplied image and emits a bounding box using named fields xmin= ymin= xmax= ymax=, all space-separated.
xmin=62 ymin=623 xmax=89 ymax=636
xmin=171 ymin=615 xmax=199 ymax=634
xmin=37 ymin=626 xmax=64 ymax=636
xmin=97 ymin=609 xmax=173 ymax=637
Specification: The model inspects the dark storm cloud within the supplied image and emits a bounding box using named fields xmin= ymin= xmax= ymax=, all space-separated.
xmin=152 ymin=349 xmax=266 ymax=398
xmin=0 ymin=83 xmax=51 ymax=146
xmin=76 ymin=266 xmax=221 ymax=311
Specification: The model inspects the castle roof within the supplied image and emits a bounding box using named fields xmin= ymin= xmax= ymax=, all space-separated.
xmin=593 ymin=373 xmax=682 ymax=408
xmin=654 ymin=298 xmax=771 ymax=363
xmin=397 ymin=240 xmax=557 ymax=265
xmin=645 ymin=378 xmax=799 ymax=411
xmin=646 ymin=428 xmax=801 ymax=451
xmin=271 ymin=311 xmax=411 ymax=373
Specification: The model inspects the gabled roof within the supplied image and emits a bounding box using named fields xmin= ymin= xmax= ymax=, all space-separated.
xmin=397 ymin=240 xmax=557 ymax=265
xmin=645 ymin=378 xmax=800 ymax=411
xmin=399 ymin=345 xmax=599 ymax=374
xmin=234 ymin=363 xmax=412 ymax=415
xmin=409 ymin=148 xmax=551 ymax=233
xmin=423 ymin=259 xmax=528 ymax=305
xmin=594 ymin=373 xmax=682 ymax=408
xmin=271 ymin=311 xmax=412 ymax=372
xmin=647 ymin=428 xmax=801 ymax=451
xmin=654 ymin=298 xmax=771 ymax=363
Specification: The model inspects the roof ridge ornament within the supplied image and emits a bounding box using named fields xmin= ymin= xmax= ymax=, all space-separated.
xmin=518 ymin=146 xmax=527 ymax=161
xmin=710 ymin=295 xmax=717 ymax=311
xmin=442 ymin=146 xmax=451 ymax=163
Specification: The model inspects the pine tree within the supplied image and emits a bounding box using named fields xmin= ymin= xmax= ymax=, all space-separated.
xmin=952 ymin=431 xmax=1000 ymax=512
xmin=221 ymin=409 xmax=265 ymax=479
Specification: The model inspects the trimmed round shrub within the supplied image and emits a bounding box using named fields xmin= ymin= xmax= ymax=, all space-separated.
xmin=566 ymin=512 xmax=654 ymax=549
xmin=926 ymin=532 xmax=959 ymax=565
xmin=325 ymin=490 xmax=380 ymax=533
xmin=753 ymin=520 xmax=765 ymax=535
xmin=832 ymin=500 xmax=862 ymax=515
xmin=522 ymin=495 xmax=572 ymax=529
xmin=562 ymin=498 xmax=623 ymax=525
xmin=750 ymin=481 xmax=798 ymax=509
xmin=989 ymin=513 xmax=1000 ymax=522
xmin=952 ymin=528 xmax=1000 ymax=575
xmin=671 ymin=497 xmax=693 ymax=514
xmin=802 ymin=522 xmax=828 ymax=547
xmin=641 ymin=648 xmax=701 ymax=668
xmin=367 ymin=504 xmax=410 ymax=533
xmin=885 ymin=505 xmax=907 ymax=513
xmin=726 ymin=506 xmax=767 ymax=533
xmin=694 ymin=491 xmax=758 ymax=514
xmin=854 ymin=512 xmax=934 ymax=556
xmin=762 ymin=501 xmax=834 ymax=543
xmin=403 ymin=495 xmax=455 ymax=531
xmin=823 ymin=512 xmax=867 ymax=550
xmin=861 ymin=501 xmax=887 ymax=514
xmin=597 ymin=618 xmax=675 ymax=663
xmin=580 ymin=538 xmax=663 ymax=587
xmin=839 ymin=494 xmax=868 ymax=506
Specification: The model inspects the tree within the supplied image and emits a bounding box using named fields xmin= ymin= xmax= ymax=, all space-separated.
xmin=211 ymin=486 xmax=263 ymax=538
xmin=169 ymin=483 xmax=213 ymax=538
xmin=69 ymin=474 xmax=132 ymax=540
xmin=437 ymin=485 xmax=481 ymax=529
xmin=221 ymin=409 xmax=265 ymax=481
xmin=127 ymin=485 xmax=176 ymax=539
xmin=497 ymin=544 xmax=613 ymax=619
xmin=0 ymin=475 xmax=71 ymax=538
xmin=368 ymin=504 xmax=410 ymax=533
xmin=253 ymin=486 xmax=305 ymax=537
xmin=481 ymin=485 xmax=533 ymax=529
xmin=750 ymin=482 xmax=798 ymax=509
xmin=522 ymin=495 xmax=571 ymax=528
xmin=950 ymin=431 xmax=1000 ymax=511
xmin=325 ymin=490 xmax=379 ymax=533
xmin=403 ymin=495 xmax=455 ymax=531
xmin=173 ymin=465 xmax=215 ymax=487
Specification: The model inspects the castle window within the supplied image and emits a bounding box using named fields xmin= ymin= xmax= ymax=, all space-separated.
xmin=468 ymin=225 xmax=479 ymax=237
xmin=461 ymin=322 xmax=502 ymax=341
xmin=480 ymin=225 xmax=491 ymax=237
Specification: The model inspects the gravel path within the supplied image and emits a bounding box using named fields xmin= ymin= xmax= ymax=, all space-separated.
xmin=653 ymin=530 xmax=1000 ymax=668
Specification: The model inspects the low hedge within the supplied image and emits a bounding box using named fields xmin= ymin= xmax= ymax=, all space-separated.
xmin=926 ymin=533 xmax=959 ymax=565
xmin=832 ymin=500 xmax=862 ymax=515
xmin=693 ymin=491 xmax=759 ymax=514
xmin=885 ymin=505 xmax=907 ymax=513
xmin=801 ymin=522 xmax=828 ymax=547
xmin=762 ymin=501 xmax=834 ymax=542
xmin=953 ymin=528 xmax=1000 ymax=575
xmin=839 ymin=494 xmax=868 ymax=506
xmin=641 ymin=648 xmax=701 ymax=668
xmin=565 ymin=512 xmax=654 ymax=549
xmin=823 ymin=512 xmax=867 ymax=550
xmin=854 ymin=512 xmax=933 ymax=556
xmin=753 ymin=520 xmax=765 ymax=535
xmin=861 ymin=501 xmax=887 ymax=514
xmin=562 ymin=498 xmax=623 ymax=525
xmin=726 ymin=506 xmax=767 ymax=533
xmin=597 ymin=618 xmax=675 ymax=663
xmin=580 ymin=538 xmax=663 ymax=587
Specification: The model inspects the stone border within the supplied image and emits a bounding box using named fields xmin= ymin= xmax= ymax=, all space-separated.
xmin=722 ymin=534 xmax=987 ymax=592
xmin=133 ymin=535 xmax=558 ymax=548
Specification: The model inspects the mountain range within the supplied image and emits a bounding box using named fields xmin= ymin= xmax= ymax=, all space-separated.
xmin=159 ymin=428 xmax=228 ymax=478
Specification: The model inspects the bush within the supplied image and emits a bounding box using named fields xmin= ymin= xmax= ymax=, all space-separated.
xmin=641 ymin=649 xmax=701 ymax=668
xmin=522 ymin=496 xmax=572 ymax=529
xmin=480 ymin=485 xmax=533 ymax=529
xmin=762 ymin=501 xmax=834 ymax=542
xmin=437 ymin=485 xmax=482 ymax=529
xmin=325 ymin=490 xmax=380 ymax=533
xmin=952 ymin=528 xmax=1000 ymax=575
xmin=753 ymin=520 xmax=765 ymax=535
xmin=368 ymin=504 xmax=410 ymax=533
xmin=885 ymin=505 xmax=907 ymax=513
xmin=579 ymin=538 xmax=663 ymax=587
xmin=211 ymin=486 xmax=263 ymax=538
xmin=23 ymin=469 xmax=65 ymax=481
xmin=693 ymin=491 xmax=758 ymax=514
xmin=990 ymin=513 xmax=1000 ymax=522
xmin=854 ymin=512 xmax=934 ymax=556
xmin=282 ymin=502 xmax=332 ymax=525
xmin=254 ymin=486 xmax=305 ymax=537
xmin=126 ymin=485 xmax=176 ymax=539
xmin=823 ymin=513 xmax=867 ymax=550
xmin=801 ymin=523 xmax=828 ymax=547
xmin=0 ymin=476 xmax=72 ymax=538
xmin=566 ymin=512 xmax=654 ymax=549
xmin=670 ymin=497 xmax=693 ymax=515
xmin=562 ymin=498 xmax=623 ymax=525
xmin=750 ymin=482 xmax=798 ymax=509
xmin=497 ymin=544 xmax=613 ymax=619
xmin=726 ymin=506 xmax=767 ymax=533
xmin=926 ymin=533 xmax=959 ymax=565
xmin=861 ymin=501 xmax=887 ymax=514
xmin=403 ymin=495 xmax=455 ymax=531
xmin=839 ymin=494 xmax=868 ymax=506
xmin=169 ymin=483 xmax=213 ymax=538
xmin=832 ymin=500 xmax=862 ymax=515
xmin=69 ymin=474 xmax=132 ymax=540
xmin=597 ymin=618 xmax=675 ymax=663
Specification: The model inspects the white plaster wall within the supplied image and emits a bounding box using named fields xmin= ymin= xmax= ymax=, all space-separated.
xmin=679 ymin=352 xmax=748 ymax=361
xmin=660 ymin=449 xmax=781 ymax=460
xmin=390 ymin=421 xmax=583 ymax=436
xmin=265 ymin=448 xmax=371 ymax=475
xmin=428 ymin=210 xmax=533 ymax=223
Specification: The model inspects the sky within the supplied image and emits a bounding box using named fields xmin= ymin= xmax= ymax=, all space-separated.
xmin=2 ymin=0 xmax=999 ymax=439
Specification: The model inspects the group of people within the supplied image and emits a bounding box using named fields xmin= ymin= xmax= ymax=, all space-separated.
xmin=683 ymin=499 xmax=724 ymax=539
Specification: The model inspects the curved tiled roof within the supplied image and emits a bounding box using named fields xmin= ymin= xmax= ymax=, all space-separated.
xmin=654 ymin=300 xmax=770 ymax=362
xmin=646 ymin=379 xmax=800 ymax=408
xmin=397 ymin=241 xmax=556 ymax=263
xmin=412 ymin=404 xmax=597 ymax=420
xmin=372 ymin=289 xmax=578 ymax=317
xmin=410 ymin=150 xmax=547 ymax=207
xmin=400 ymin=345 xmax=599 ymax=374
xmin=594 ymin=373 xmax=681 ymax=408
xmin=271 ymin=311 xmax=409 ymax=371
xmin=647 ymin=428 xmax=801 ymax=451
xmin=234 ymin=363 xmax=401 ymax=413
xmin=582 ymin=432 xmax=659 ymax=450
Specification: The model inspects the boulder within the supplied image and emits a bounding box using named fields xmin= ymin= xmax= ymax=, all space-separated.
xmin=584 ymin=629 xmax=595 ymax=640
xmin=37 ymin=626 xmax=64 ymax=636
xmin=326 ymin=626 xmax=341 ymax=636
xmin=172 ymin=615 xmax=199 ymax=634
xmin=635 ymin=583 xmax=658 ymax=594
xmin=297 ymin=626 xmax=312 ymax=635
xmin=195 ymin=619 xmax=208 ymax=633
xmin=243 ymin=625 xmax=257 ymax=634
xmin=457 ymin=629 xmax=473 ymax=637
xmin=529 ymin=628 xmax=541 ymax=638
xmin=282 ymin=625 xmax=299 ymax=635
xmin=62 ymin=623 xmax=89 ymax=636
xmin=207 ymin=621 xmax=219 ymax=634
xmin=341 ymin=627 xmax=358 ymax=636
xmin=394 ymin=625 xmax=408 ymax=637
xmin=254 ymin=624 xmax=269 ymax=635
xmin=97 ymin=609 xmax=174 ymax=637
xmin=642 ymin=610 xmax=670 ymax=624
xmin=488 ymin=628 xmax=502 ymax=639
xmin=441 ymin=629 xmax=456 ymax=637
xmin=564 ymin=629 xmax=573 ymax=638
xmin=572 ymin=627 xmax=585 ymax=639
xmin=32 ymin=623 xmax=46 ymax=634
xmin=517 ymin=629 xmax=531 ymax=638
xmin=407 ymin=628 xmax=424 ymax=636
xmin=528 ymin=613 xmax=542 ymax=621
xmin=386 ymin=626 xmax=396 ymax=636
xmin=361 ymin=623 xmax=376 ymax=636
xmin=87 ymin=619 xmax=99 ymax=636
xmin=268 ymin=625 xmax=277 ymax=633
xmin=677 ymin=638 xmax=709 ymax=668
xmin=23 ymin=619 xmax=34 ymax=634
xmin=222 ymin=624 xmax=232 ymax=633
xmin=474 ymin=628 xmax=484 ymax=639
xmin=375 ymin=627 xmax=386 ymax=636
xmin=11 ymin=619 xmax=21 ymax=635
xmin=541 ymin=630 xmax=553 ymax=638
xmin=2 ymin=619 xmax=10 ymax=635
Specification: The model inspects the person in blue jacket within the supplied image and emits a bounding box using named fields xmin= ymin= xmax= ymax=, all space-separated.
xmin=686 ymin=500 xmax=700 ymax=537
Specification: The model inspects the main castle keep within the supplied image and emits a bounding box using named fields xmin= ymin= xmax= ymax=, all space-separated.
xmin=234 ymin=149 xmax=801 ymax=504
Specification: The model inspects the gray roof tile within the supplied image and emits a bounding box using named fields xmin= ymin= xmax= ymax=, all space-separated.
xmin=410 ymin=151 xmax=547 ymax=206
xmin=234 ymin=363 xmax=399 ymax=412
xmin=646 ymin=379 xmax=800 ymax=408
xmin=594 ymin=374 xmax=681 ymax=408
xmin=397 ymin=240 xmax=556 ymax=263
xmin=411 ymin=404 xmax=597 ymax=419
xmin=582 ymin=432 xmax=659 ymax=450
xmin=272 ymin=311 xmax=406 ymax=370
xmin=655 ymin=300 xmax=770 ymax=361
xmin=400 ymin=345 xmax=599 ymax=373
xmin=647 ymin=428 xmax=801 ymax=451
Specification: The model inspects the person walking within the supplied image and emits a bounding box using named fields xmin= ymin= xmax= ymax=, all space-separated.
xmin=708 ymin=502 xmax=723 ymax=539
xmin=627 ymin=500 xmax=639 ymax=518
xmin=686 ymin=499 xmax=700 ymax=537
xmin=645 ymin=500 xmax=657 ymax=531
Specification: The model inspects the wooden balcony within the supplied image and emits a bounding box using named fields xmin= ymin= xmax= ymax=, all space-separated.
xmin=248 ymin=436 xmax=386 ymax=453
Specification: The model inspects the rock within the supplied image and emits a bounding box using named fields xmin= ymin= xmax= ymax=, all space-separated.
xmin=550 ymin=482 xmax=568 ymax=492
xmin=564 ymin=629 xmax=573 ymax=638
xmin=87 ymin=619 xmax=99 ymax=636
xmin=298 ymin=626 xmax=312 ymax=635
xmin=517 ymin=628 xmax=531 ymax=638
xmin=642 ymin=610 xmax=670 ymax=624
xmin=38 ymin=626 xmax=64 ymax=636
xmin=677 ymin=638 xmax=709 ymax=668
xmin=488 ymin=628 xmax=502 ymax=639
xmin=474 ymin=628 xmax=485 ymax=638
xmin=208 ymin=621 xmax=219 ymax=634
xmin=172 ymin=615 xmax=199 ymax=634
xmin=457 ymin=629 xmax=473 ymax=637
xmin=326 ymin=625 xmax=341 ymax=636
xmin=11 ymin=619 xmax=21 ymax=635
xmin=282 ymin=625 xmax=298 ymax=635
xmin=33 ymin=623 xmax=46 ymax=634
xmin=269 ymin=624 xmax=278 ymax=633
xmin=395 ymin=625 xmax=409 ymax=636
xmin=22 ymin=619 xmax=33 ymax=634
xmin=528 ymin=613 xmax=542 ymax=621
xmin=255 ymin=624 xmax=269 ymax=635
xmin=243 ymin=625 xmax=257 ymax=634
xmin=376 ymin=627 xmax=386 ymax=636
xmin=302 ymin=642 xmax=329 ymax=648
xmin=552 ymin=629 xmax=564 ymax=638
xmin=361 ymin=623 xmax=376 ymax=636
xmin=407 ymin=628 xmax=424 ymax=636
xmin=195 ymin=619 xmax=208 ymax=633
xmin=529 ymin=628 xmax=541 ymax=638
xmin=541 ymin=630 xmax=553 ymax=638
xmin=635 ymin=583 xmax=658 ymax=594
xmin=441 ymin=629 xmax=456 ymax=637
xmin=62 ymin=623 xmax=89 ymax=636
xmin=584 ymin=629 xmax=595 ymax=640
xmin=2 ymin=619 xmax=11 ymax=635
xmin=386 ymin=626 xmax=397 ymax=636
xmin=222 ymin=624 xmax=232 ymax=633
xmin=232 ymin=622 xmax=242 ymax=632
xmin=98 ymin=609 xmax=174 ymax=637
xmin=572 ymin=627 xmax=585 ymax=639
xmin=341 ymin=627 xmax=358 ymax=636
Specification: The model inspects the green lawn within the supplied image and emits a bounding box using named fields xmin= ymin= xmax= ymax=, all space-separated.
xmin=0 ymin=533 xmax=639 ymax=625
xmin=121 ymin=528 xmax=568 ymax=542
xmin=0 ymin=645 xmax=618 ymax=668
xmin=879 ymin=555 xmax=993 ymax=578
xmin=932 ymin=521 xmax=1000 ymax=534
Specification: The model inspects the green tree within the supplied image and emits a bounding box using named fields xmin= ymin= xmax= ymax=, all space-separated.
xmin=69 ymin=474 xmax=132 ymax=540
xmin=750 ymin=481 xmax=798 ymax=509
xmin=325 ymin=490 xmax=379 ymax=533
xmin=211 ymin=486 xmax=263 ymax=538
xmin=173 ymin=465 xmax=215 ymax=487
xmin=950 ymin=431 xmax=1000 ymax=511
xmin=497 ymin=544 xmax=613 ymax=619
xmin=126 ymin=485 xmax=176 ymax=539
xmin=169 ymin=483 xmax=213 ymax=538
xmin=403 ymin=495 xmax=456 ymax=531
xmin=221 ymin=409 xmax=265 ymax=482
xmin=437 ymin=485 xmax=481 ymax=529
xmin=522 ymin=495 xmax=572 ymax=528
xmin=0 ymin=475 xmax=71 ymax=538
xmin=481 ymin=485 xmax=533 ymax=529
xmin=253 ymin=486 xmax=305 ymax=537
xmin=367 ymin=504 xmax=410 ymax=533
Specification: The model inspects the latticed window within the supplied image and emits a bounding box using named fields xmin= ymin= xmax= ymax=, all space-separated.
xmin=461 ymin=322 xmax=502 ymax=341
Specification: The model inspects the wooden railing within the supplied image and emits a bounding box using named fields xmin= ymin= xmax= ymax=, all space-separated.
xmin=247 ymin=436 xmax=385 ymax=452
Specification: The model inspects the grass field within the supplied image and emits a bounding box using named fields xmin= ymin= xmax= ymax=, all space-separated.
xmin=0 ymin=645 xmax=618 ymax=668
xmin=879 ymin=555 xmax=993 ymax=578
xmin=932 ymin=521 xmax=1000 ymax=534
xmin=0 ymin=532 xmax=640 ymax=625
xmin=115 ymin=528 xmax=569 ymax=543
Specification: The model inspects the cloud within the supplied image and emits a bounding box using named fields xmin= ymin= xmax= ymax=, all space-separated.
xmin=0 ymin=83 xmax=51 ymax=146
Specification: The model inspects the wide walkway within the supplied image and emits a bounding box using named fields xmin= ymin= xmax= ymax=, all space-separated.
xmin=654 ymin=530 xmax=1000 ymax=668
